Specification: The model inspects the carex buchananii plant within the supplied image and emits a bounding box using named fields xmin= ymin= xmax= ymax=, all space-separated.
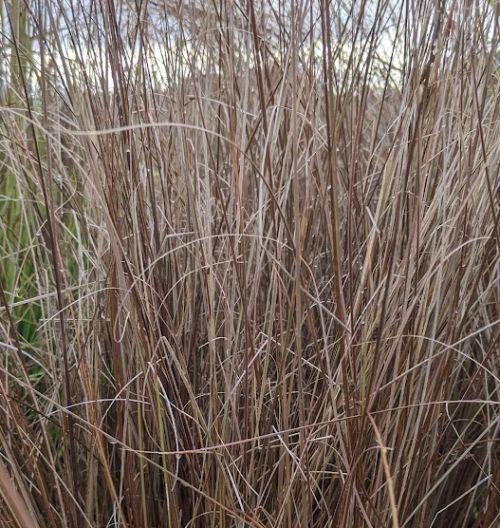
xmin=0 ymin=0 xmax=498 ymax=527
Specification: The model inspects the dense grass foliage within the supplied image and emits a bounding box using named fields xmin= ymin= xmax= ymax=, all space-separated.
xmin=0 ymin=1 xmax=499 ymax=527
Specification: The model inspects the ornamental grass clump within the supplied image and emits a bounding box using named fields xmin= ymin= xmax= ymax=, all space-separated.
xmin=0 ymin=1 xmax=498 ymax=527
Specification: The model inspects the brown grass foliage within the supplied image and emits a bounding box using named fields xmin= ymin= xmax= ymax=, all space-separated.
xmin=0 ymin=0 xmax=499 ymax=526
